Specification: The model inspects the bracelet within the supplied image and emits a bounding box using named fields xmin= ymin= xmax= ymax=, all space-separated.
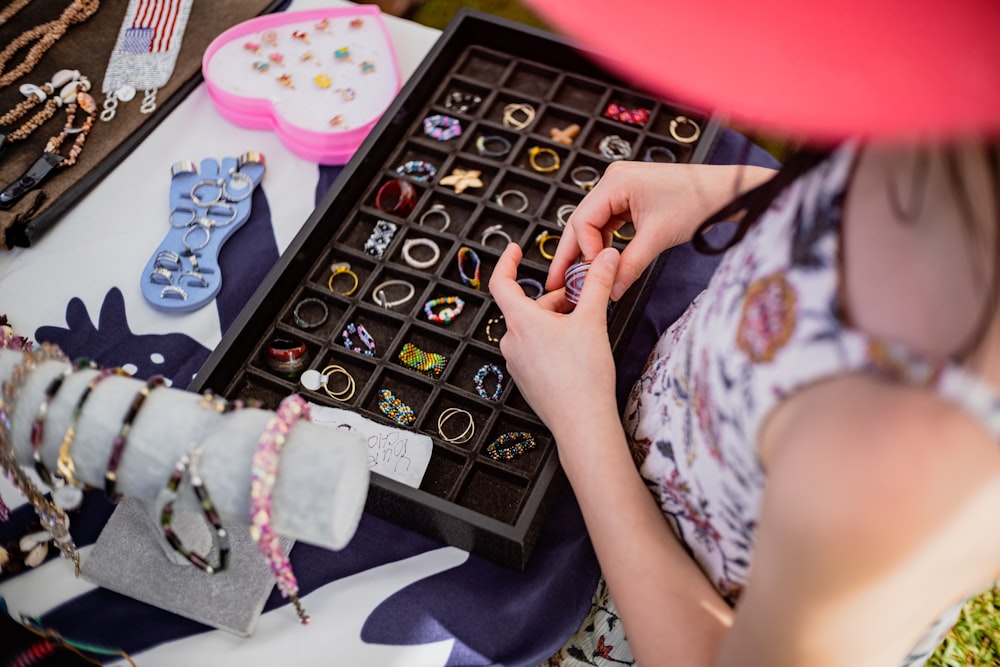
xmin=105 ymin=375 xmax=167 ymax=500
xmin=535 ymin=231 xmax=560 ymax=261
xmin=300 ymin=364 xmax=356 ymax=402
xmin=374 ymin=179 xmax=416 ymax=217
xmin=418 ymin=203 xmax=450 ymax=232
xmin=327 ymin=261 xmax=359 ymax=296
xmin=398 ymin=342 xmax=447 ymax=378
xmin=480 ymin=224 xmax=513 ymax=247
xmin=457 ymin=246 xmax=481 ymax=290
xmin=341 ymin=322 xmax=376 ymax=356
xmin=528 ymin=146 xmax=560 ymax=173
xmin=570 ymin=165 xmax=601 ymax=191
xmin=668 ymin=115 xmax=701 ymax=144
xmin=377 ymin=388 xmax=415 ymax=426
xmin=31 ymin=358 xmax=95 ymax=486
xmin=371 ymin=279 xmax=415 ymax=309
xmin=364 ymin=219 xmax=399 ymax=259
xmin=475 ymin=134 xmax=512 ymax=158
xmin=603 ymin=102 xmax=650 ymax=127
xmin=494 ymin=189 xmax=529 ymax=213
xmin=250 ymin=394 xmax=312 ymax=624
xmin=266 ymin=337 xmax=308 ymax=377
xmin=402 ymin=237 xmax=441 ymax=270
xmin=293 ymin=297 xmax=329 ymax=330
xmin=423 ymin=114 xmax=462 ymax=141
xmin=395 ymin=160 xmax=437 ymax=183
xmin=474 ymin=363 xmax=504 ymax=401
xmin=437 ymin=407 xmax=474 ymax=444
xmin=159 ymin=445 xmax=230 ymax=574
xmin=502 ymin=102 xmax=535 ymax=130
xmin=599 ymin=135 xmax=633 ymax=161
xmin=424 ymin=296 xmax=465 ymax=324
xmin=486 ymin=431 xmax=538 ymax=461
xmin=564 ymin=260 xmax=591 ymax=305
xmin=643 ymin=145 xmax=678 ymax=163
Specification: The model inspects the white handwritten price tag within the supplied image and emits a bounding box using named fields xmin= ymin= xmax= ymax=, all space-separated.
xmin=307 ymin=403 xmax=432 ymax=489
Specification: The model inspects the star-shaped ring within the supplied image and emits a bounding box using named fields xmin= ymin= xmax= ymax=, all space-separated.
xmin=440 ymin=168 xmax=483 ymax=194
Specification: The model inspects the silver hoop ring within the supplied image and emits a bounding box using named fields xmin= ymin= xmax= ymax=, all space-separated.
xmin=480 ymin=224 xmax=513 ymax=247
xmin=599 ymin=134 xmax=633 ymax=161
xmin=189 ymin=178 xmax=224 ymax=207
xmin=149 ymin=267 xmax=173 ymax=284
xmin=418 ymin=204 xmax=451 ymax=232
xmin=182 ymin=224 xmax=211 ymax=252
xmin=293 ymin=297 xmax=329 ymax=330
xmin=402 ymin=237 xmax=441 ymax=270
xmin=372 ymin=279 xmax=416 ymax=309
xmin=179 ymin=271 xmax=209 ymax=288
xmin=475 ymin=135 xmax=512 ymax=158
xmin=223 ymin=169 xmax=254 ymax=201
xmin=570 ymin=165 xmax=601 ymax=191
xmin=556 ymin=204 xmax=576 ymax=228
xmin=169 ymin=206 xmax=197 ymax=228
xmin=437 ymin=407 xmax=475 ymax=444
xmin=154 ymin=250 xmax=182 ymax=271
xmin=203 ymin=202 xmax=238 ymax=227
xmin=494 ymin=189 xmax=529 ymax=213
xmin=160 ymin=285 xmax=188 ymax=300
xmin=668 ymin=116 xmax=701 ymax=144
xmin=643 ymin=145 xmax=678 ymax=163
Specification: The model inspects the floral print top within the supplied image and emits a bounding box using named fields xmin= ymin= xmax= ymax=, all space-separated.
xmin=621 ymin=145 xmax=996 ymax=665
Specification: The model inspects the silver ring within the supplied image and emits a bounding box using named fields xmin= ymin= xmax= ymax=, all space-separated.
xmin=668 ymin=116 xmax=701 ymax=144
xmin=418 ymin=204 xmax=451 ymax=232
xmin=437 ymin=407 xmax=475 ymax=444
xmin=154 ymin=250 xmax=182 ymax=271
xmin=599 ymin=134 xmax=633 ymax=161
xmin=169 ymin=205 xmax=197 ymax=228
xmin=179 ymin=271 xmax=209 ymax=288
xmin=475 ymin=135 xmax=512 ymax=158
xmin=643 ymin=145 xmax=678 ymax=163
xmin=571 ymin=165 xmax=601 ymax=191
xmin=149 ymin=267 xmax=173 ymax=284
xmin=170 ymin=160 xmax=198 ymax=177
xmin=189 ymin=178 xmax=224 ymax=207
xmin=494 ymin=189 xmax=529 ymax=213
xmin=182 ymin=224 xmax=211 ymax=252
xmin=203 ymin=202 xmax=238 ymax=227
xmin=480 ymin=224 xmax=513 ymax=247
xmin=372 ymin=279 xmax=416 ymax=309
xmin=223 ymin=168 xmax=254 ymax=201
xmin=160 ymin=285 xmax=188 ymax=300
xmin=556 ymin=204 xmax=576 ymax=228
xmin=293 ymin=297 xmax=329 ymax=330
xmin=402 ymin=237 xmax=441 ymax=270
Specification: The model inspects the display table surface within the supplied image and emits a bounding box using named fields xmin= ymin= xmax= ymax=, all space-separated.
xmin=0 ymin=1 xmax=779 ymax=664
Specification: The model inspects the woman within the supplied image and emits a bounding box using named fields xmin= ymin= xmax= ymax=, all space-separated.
xmin=489 ymin=0 xmax=1000 ymax=665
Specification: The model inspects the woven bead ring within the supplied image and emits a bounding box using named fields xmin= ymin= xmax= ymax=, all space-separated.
xmin=424 ymin=296 xmax=465 ymax=324
xmin=423 ymin=114 xmax=462 ymax=141
xmin=474 ymin=363 xmax=504 ymax=401
xmin=395 ymin=160 xmax=437 ymax=182
xmin=486 ymin=431 xmax=538 ymax=461
xmin=398 ymin=342 xmax=448 ymax=378
xmin=377 ymin=388 xmax=415 ymax=426
xmin=341 ymin=322 xmax=376 ymax=356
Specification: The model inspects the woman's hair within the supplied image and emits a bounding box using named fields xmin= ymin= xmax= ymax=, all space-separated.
xmin=692 ymin=143 xmax=1000 ymax=358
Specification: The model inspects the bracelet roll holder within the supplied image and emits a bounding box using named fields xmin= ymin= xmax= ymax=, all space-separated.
xmin=0 ymin=349 xmax=369 ymax=635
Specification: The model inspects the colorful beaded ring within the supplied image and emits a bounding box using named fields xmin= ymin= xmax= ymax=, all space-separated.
xmin=474 ymin=363 xmax=504 ymax=401
xmin=424 ymin=296 xmax=465 ymax=324
xmin=422 ymin=114 xmax=462 ymax=141
xmin=486 ymin=431 xmax=538 ymax=461
xmin=377 ymin=388 xmax=415 ymax=426
xmin=341 ymin=322 xmax=376 ymax=356
xmin=395 ymin=160 xmax=437 ymax=183
xmin=457 ymin=246 xmax=481 ymax=290
xmin=398 ymin=342 xmax=448 ymax=378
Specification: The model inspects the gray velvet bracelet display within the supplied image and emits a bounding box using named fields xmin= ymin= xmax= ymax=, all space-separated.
xmin=0 ymin=349 xmax=369 ymax=634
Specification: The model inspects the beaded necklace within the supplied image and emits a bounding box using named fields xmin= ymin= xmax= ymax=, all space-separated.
xmin=0 ymin=0 xmax=35 ymax=28
xmin=0 ymin=0 xmax=100 ymax=89
xmin=0 ymin=69 xmax=88 ymax=155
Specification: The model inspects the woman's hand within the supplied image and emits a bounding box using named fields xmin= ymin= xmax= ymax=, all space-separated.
xmin=489 ymin=242 xmax=621 ymax=433
xmin=549 ymin=161 xmax=777 ymax=301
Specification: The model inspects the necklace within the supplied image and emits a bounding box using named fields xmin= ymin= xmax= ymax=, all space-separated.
xmin=0 ymin=0 xmax=100 ymax=89
xmin=0 ymin=0 xmax=35 ymax=27
xmin=0 ymin=69 xmax=88 ymax=155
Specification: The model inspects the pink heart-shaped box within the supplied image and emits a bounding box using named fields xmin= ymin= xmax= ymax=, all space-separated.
xmin=203 ymin=6 xmax=401 ymax=165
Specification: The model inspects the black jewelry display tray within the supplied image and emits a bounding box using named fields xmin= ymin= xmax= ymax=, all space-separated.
xmin=190 ymin=9 xmax=721 ymax=570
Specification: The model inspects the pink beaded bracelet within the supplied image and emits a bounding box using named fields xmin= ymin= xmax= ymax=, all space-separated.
xmin=250 ymin=393 xmax=312 ymax=624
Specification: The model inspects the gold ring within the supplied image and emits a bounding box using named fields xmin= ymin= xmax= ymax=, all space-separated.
xmin=535 ymin=231 xmax=560 ymax=260
xmin=321 ymin=364 xmax=356 ymax=401
xmin=668 ymin=115 xmax=701 ymax=144
xmin=502 ymin=102 xmax=535 ymax=130
xmin=437 ymin=407 xmax=475 ymax=444
xmin=327 ymin=261 xmax=359 ymax=296
xmin=612 ymin=224 xmax=636 ymax=241
xmin=486 ymin=315 xmax=505 ymax=343
xmin=528 ymin=146 xmax=560 ymax=173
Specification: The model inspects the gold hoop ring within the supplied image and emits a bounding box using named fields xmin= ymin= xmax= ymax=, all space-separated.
xmin=668 ymin=115 xmax=701 ymax=144
xmin=502 ymin=102 xmax=535 ymax=130
xmin=612 ymin=224 xmax=636 ymax=241
xmin=535 ymin=231 xmax=560 ymax=260
xmin=528 ymin=146 xmax=560 ymax=173
xmin=320 ymin=364 xmax=356 ymax=401
xmin=327 ymin=261 xmax=359 ymax=296
xmin=437 ymin=407 xmax=475 ymax=444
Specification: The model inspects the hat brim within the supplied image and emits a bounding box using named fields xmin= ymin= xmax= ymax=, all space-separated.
xmin=524 ymin=0 xmax=1000 ymax=143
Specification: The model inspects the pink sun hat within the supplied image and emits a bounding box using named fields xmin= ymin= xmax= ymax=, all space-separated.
xmin=523 ymin=0 xmax=1000 ymax=143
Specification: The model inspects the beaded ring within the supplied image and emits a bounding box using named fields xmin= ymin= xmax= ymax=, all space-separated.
xmin=250 ymin=394 xmax=311 ymax=624
xmin=418 ymin=203 xmax=451 ymax=232
xmin=486 ymin=431 xmax=538 ymax=461
xmin=437 ymin=407 xmax=475 ymax=444
xmin=293 ymin=297 xmax=329 ymax=330
xmin=474 ymin=363 xmax=504 ymax=401
xmin=564 ymin=260 xmax=591 ymax=305
xmin=423 ymin=114 xmax=462 ymax=141
xmin=105 ymin=375 xmax=167 ymax=500
xmin=31 ymin=358 xmax=96 ymax=486
xmin=377 ymin=389 xmax=415 ymax=426
xmin=395 ymin=160 xmax=437 ymax=182
xmin=424 ymin=296 xmax=465 ymax=324
xmin=402 ymin=237 xmax=441 ymax=270
xmin=603 ymin=102 xmax=650 ymax=127
xmin=528 ymin=146 xmax=560 ymax=173
xmin=159 ymin=446 xmax=230 ymax=574
xmin=475 ymin=135 xmax=512 ymax=158
xmin=341 ymin=322 xmax=376 ymax=356
xmin=364 ymin=219 xmax=399 ymax=258
xmin=599 ymin=135 xmax=633 ymax=161
xmin=372 ymin=279 xmax=416 ymax=309
xmin=444 ymin=90 xmax=482 ymax=114
xmin=516 ymin=277 xmax=545 ymax=299
xmin=398 ymin=342 xmax=448 ymax=378
xmin=669 ymin=115 xmax=701 ymax=144
xmin=485 ymin=315 xmax=505 ymax=343
xmin=535 ymin=231 xmax=560 ymax=261
xmin=327 ymin=262 xmax=359 ymax=296
xmin=457 ymin=246 xmax=481 ymax=290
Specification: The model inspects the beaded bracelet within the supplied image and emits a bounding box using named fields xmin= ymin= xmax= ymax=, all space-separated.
xmin=159 ymin=446 xmax=230 ymax=574
xmin=474 ymin=363 xmax=504 ymax=401
xmin=250 ymin=394 xmax=312 ymax=624
xmin=104 ymin=375 xmax=167 ymax=500
xmin=377 ymin=388 xmax=415 ymax=426
xmin=424 ymin=296 xmax=465 ymax=324
xmin=341 ymin=322 xmax=376 ymax=356
xmin=30 ymin=358 xmax=95 ymax=486
xmin=486 ymin=431 xmax=538 ymax=461
xmin=398 ymin=342 xmax=448 ymax=378
xmin=0 ymin=343 xmax=82 ymax=574
xmin=422 ymin=114 xmax=462 ymax=141
xmin=457 ymin=246 xmax=481 ymax=290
